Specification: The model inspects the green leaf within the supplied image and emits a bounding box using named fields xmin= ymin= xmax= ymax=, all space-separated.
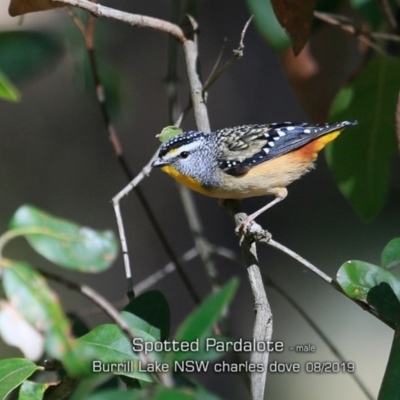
xmin=10 ymin=204 xmax=118 ymax=272
xmin=123 ymin=291 xmax=170 ymax=340
xmin=2 ymin=261 xmax=92 ymax=375
xmin=172 ymin=278 xmax=238 ymax=362
xmin=85 ymin=389 xmax=143 ymax=400
xmin=0 ymin=358 xmax=38 ymax=400
xmin=154 ymin=387 xmax=195 ymax=400
xmin=337 ymin=260 xmax=400 ymax=300
xmin=350 ymin=0 xmax=382 ymax=28
xmin=18 ymin=381 xmax=48 ymax=400
xmin=0 ymin=69 xmax=20 ymax=102
xmin=69 ymin=374 xmax=119 ymax=400
xmin=246 ymin=0 xmax=291 ymax=50
xmin=157 ymin=126 xmax=183 ymax=142
xmin=120 ymin=311 xmax=161 ymax=342
xmin=382 ymin=238 xmax=400 ymax=270
xmin=77 ymin=324 xmax=155 ymax=382
xmin=0 ymin=31 xmax=63 ymax=82
xmin=378 ymin=323 xmax=400 ymax=400
xmin=367 ymin=283 xmax=400 ymax=325
xmin=327 ymin=57 xmax=398 ymax=220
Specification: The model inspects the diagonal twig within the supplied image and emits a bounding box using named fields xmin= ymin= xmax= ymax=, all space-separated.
xmin=65 ymin=4 xmax=200 ymax=303
xmin=314 ymin=11 xmax=387 ymax=55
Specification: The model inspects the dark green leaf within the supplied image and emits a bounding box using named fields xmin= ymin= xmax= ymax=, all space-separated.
xmin=85 ymin=389 xmax=143 ymax=400
xmin=0 ymin=31 xmax=63 ymax=82
xmin=378 ymin=323 xmax=400 ymax=400
xmin=337 ymin=260 xmax=400 ymax=300
xmin=18 ymin=381 xmax=48 ymax=400
xmin=193 ymin=385 xmax=222 ymax=400
xmin=157 ymin=126 xmax=183 ymax=143
xmin=123 ymin=291 xmax=170 ymax=340
xmin=382 ymin=238 xmax=400 ymax=270
xmin=78 ymin=324 xmax=155 ymax=382
xmin=2 ymin=261 xmax=92 ymax=375
xmin=0 ymin=358 xmax=38 ymax=400
xmin=68 ymin=312 xmax=91 ymax=338
xmin=349 ymin=0 xmax=384 ymax=28
xmin=154 ymin=387 xmax=195 ymax=400
xmin=172 ymin=279 xmax=238 ymax=362
xmin=246 ymin=0 xmax=291 ymax=50
xmin=10 ymin=204 xmax=118 ymax=272
xmin=367 ymin=283 xmax=400 ymax=325
xmin=327 ymin=57 xmax=398 ymax=220
xmin=0 ymin=69 xmax=20 ymax=102
xmin=69 ymin=375 xmax=120 ymax=400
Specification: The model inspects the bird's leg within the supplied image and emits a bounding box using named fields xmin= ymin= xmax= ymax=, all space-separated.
xmin=235 ymin=188 xmax=288 ymax=243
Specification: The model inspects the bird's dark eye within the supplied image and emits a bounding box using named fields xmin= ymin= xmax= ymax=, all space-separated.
xmin=180 ymin=151 xmax=190 ymax=159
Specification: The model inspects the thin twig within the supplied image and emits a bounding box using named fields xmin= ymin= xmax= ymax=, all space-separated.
xmin=65 ymin=5 xmax=200 ymax=303
xmin=371 ymin=31 xmax=400 ymax=42
xmin=53 ymin=0 xmax=186 ymax=42
xmin=166 ymin=8 xmax=221 ymax=294
xmin=38 ymin=268 xmax=174 ymax=387
xmin=78 ymin=245 xmax=238 ymax=318
xmin=267 ymin=239 xmax=332 ymax=284
xmin=396 ymin=92 xmax=400 ymax=155
xmin=240 ymin=220 xmax=395 ymax=329
xmin=264 ymin=275 xmax=374 ymax=400
xmin=182 ymin=39 xmax=211 ymax=132
xmin=203 ymin=38 xmax=228 ymax=89
xmin=376 ymin=0 xmax=398 ymax=30
xmin=203 ymin=15 xmax=254 ymax=92
xmin=314 ymin=11 xmax=388 ymax=55
xmin=168 ymin=16 xmax=255 ymax=293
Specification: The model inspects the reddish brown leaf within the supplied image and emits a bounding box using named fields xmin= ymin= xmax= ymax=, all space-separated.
xmin=270 ymin=0 xmax=317 ymax=55
xmin=8 ymin=0 xmax=64 ymax=17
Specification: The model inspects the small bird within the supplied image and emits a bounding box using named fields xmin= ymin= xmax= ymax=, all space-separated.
xmin=152 ymin=120 xmax=357 ymax=236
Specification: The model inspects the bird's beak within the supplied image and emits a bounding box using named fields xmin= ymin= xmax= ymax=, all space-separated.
xmin=151 ymin=158 xmax=167 ymax=168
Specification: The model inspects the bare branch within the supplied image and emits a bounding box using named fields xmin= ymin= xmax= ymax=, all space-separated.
xmin=314 ymin=11 xmax=387 ymax=55
xmin=376 ymin=0 xmax=398 ymax=30
xmin=39 ymin=269 xmax=174 ymax=387
xmin=396 ymin=92 xmax=400 ymax=155
xmin=53 ymin=0 xmax=186 ymax=42
xmin=267 ymin=239 xmax=332 ymax=283
xmin=204 ymin=15 xmax=254 ymax=92
xmin=64 ymin=2 xmax=200 ymax=302
xmin=224 ymin=203 xmax=272 ymax=399
xmin=264 ymin=275 xmax=374 ymax=400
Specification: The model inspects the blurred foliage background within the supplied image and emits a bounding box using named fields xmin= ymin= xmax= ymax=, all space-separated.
xmin=0 ymin=0 xmax=399 ymax=398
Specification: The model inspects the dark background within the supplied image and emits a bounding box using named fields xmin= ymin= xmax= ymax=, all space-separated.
xmin=0 ymin=1 xmax=399 ymax=398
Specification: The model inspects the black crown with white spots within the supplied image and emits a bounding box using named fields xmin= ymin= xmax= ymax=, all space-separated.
xmin=158 ymin=130 xmax=207 ymax=157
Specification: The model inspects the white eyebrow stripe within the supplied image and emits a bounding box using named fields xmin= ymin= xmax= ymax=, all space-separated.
xmin=163 ymin=140 xmax=202 ymax=161
xmin=178 ymin=141 xmax=202 ymax=152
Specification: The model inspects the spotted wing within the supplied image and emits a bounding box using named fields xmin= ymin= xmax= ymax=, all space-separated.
xmin=216 ymin=121 xmax=356 ymax=176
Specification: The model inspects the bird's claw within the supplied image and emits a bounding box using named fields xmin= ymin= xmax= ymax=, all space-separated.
xmin=235 ymin=217 xmax=252 ymax=245
xmin=235 ymin=218 xmax=271 ymax=245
